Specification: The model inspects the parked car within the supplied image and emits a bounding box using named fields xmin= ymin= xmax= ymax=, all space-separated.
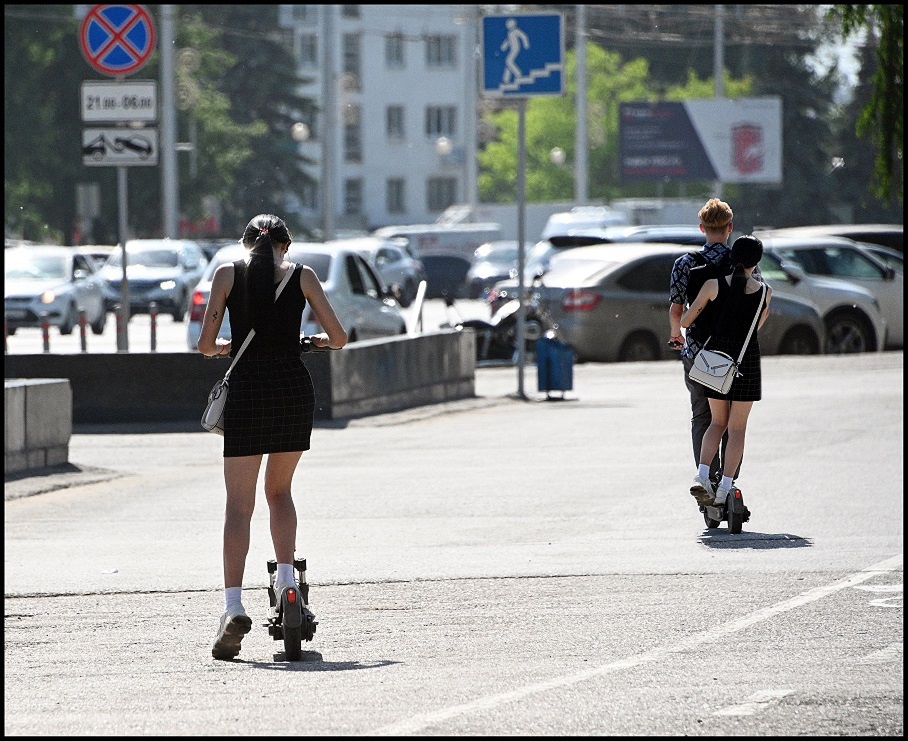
xmin=99 ymin=238 xmax=207 ymax=321
xmin=540 ymin=206 xmax=627 ymax=239
xmin=523 ymin=243 xmax=825 ymax=363
xmin=337 ymin=236 xmax=427 ymax=307
xmin=5 ymin=245 xmax=108 ymax=335
xmin=754 ymin=251 xmax=886 ymax=354
xmin=186 ymin=242 xmax=407 ymax=350
xmin=464 ymin=240 xmax=535 ymax=298
xmin=756 ymin=224 xmax=902 ymax=252
xmin=755 ymin=233 xmax=902 ymax=349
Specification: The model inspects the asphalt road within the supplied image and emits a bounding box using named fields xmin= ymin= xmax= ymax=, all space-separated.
xmin=4 ymin=352 xmax=903 ymax=736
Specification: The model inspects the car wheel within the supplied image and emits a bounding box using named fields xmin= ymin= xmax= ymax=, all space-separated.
xmin=59 ymin=303 xmax=76 ymax=335
xmin=824 ymin=311 xmax=874 ymax=354
xmin=778 ymin=326 xmax=820 ymax=355
xmin=171 ymin=292 xmax=187 ymax=322
xmin=618 ymin=331 xmax=660 ymax=362
xmin=90 ymin=309 xmax=107 ymax=335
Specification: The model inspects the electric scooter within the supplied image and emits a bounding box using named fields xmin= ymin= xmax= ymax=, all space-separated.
xmin=266 ymin=558 xmax=317 ymax=661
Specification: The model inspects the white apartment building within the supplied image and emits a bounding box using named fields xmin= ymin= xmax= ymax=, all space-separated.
xmin=277 ymin=4 xmax=480 ymax=235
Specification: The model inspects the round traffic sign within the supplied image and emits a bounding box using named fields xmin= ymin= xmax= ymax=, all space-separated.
xmin=79 ymin=5 xmax=156 ymax=77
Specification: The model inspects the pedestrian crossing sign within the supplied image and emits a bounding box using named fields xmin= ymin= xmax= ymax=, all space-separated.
xmin=481 ymin=13 xmax=564 ymax=98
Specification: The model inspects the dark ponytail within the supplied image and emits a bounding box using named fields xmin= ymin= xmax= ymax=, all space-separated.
xmin=717 ymin=235 xmax=763 ymax=338
xmin=240 ymin=214 xmax=293 ymax=334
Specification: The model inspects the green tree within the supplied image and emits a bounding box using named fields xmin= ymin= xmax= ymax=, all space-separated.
xmin=828 ymin=5 xmax=903 ymax=203
xmin=194 ymin=5 xmax=318 ymax=238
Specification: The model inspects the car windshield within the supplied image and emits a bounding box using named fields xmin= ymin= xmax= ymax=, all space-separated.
xmin=5 ymin=253 xmax=68 ymax=280
xmin=289 ymin=252 xmax=331 ymax=282
xmin=109 ymin=249 xmax=179 ymax=268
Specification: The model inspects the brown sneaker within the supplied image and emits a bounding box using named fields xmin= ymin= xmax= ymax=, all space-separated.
xmin=211 ymin=603 xmax=252 ymax=660
xmin=690 ymin=475 xmax=715 ymax=505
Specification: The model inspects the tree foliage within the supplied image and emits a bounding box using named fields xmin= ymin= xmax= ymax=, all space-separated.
xmin=828 ymin=5 xmax=903 ymax=203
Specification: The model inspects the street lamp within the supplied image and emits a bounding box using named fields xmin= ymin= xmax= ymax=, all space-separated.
xmin=435 ymin=136 xmax=453 ymax=157
xmin=291 ymin=122 xmax=310 ymax=143
xmin=550 ymin=146 xmax=566 ymax=166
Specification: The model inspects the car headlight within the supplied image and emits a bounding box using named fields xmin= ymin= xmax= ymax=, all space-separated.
xmin=159 ymin=280 xmax=176 ymax=290
xmin=40 ymin=290 xmax=56 ymax=304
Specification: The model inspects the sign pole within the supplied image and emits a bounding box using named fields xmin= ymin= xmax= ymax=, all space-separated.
xmin=516 ymin=98 xmax=527 ymax=399
xmin=116 ymin=165 xmax=130 ymax=352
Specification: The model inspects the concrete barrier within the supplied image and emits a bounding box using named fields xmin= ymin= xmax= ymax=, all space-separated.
xmin=5 ymin=379 xmax=72 ymax=474
xmin=3 ymin=329 xmax=476 ymax=426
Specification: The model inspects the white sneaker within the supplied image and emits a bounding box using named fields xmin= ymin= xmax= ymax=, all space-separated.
xmin=713 ymin=486 xmax=730 ymax=507
xmin=211 ymin=602 xmax=252 ymax=660
xmin=690 ymin=475 xmax=715 ymax=505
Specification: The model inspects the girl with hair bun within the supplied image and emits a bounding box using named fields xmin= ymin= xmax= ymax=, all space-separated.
xmin=198 ymin=213 xmax=347 ymax=660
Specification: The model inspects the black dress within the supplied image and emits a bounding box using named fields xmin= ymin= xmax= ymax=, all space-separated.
xmin=703 ymin=277 xmax=767 ymax=402
xmin=222 ymin=261 xmax=316 ymax=457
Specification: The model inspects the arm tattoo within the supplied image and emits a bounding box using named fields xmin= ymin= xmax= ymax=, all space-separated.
xmin=211 ymin=310 xmax=218 ymax=322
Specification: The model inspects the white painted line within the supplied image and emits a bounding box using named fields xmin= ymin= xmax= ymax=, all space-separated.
xmin=372 ymin=554 xmax=903 ymax=736
xmin=854 ymin=642 xmax=902 ymax=665
xmin=713 ymin=689 xmax=795 ymax=716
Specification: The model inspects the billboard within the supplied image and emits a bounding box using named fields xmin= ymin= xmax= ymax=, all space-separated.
xmin=619 ymin=97 xmax=782 ymax=183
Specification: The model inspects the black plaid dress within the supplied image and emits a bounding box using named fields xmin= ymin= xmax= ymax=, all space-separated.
xmin=702 ymin=278 xmax=767 ymax=402
xmin=222 ymin=262 xmax=316 ymax=457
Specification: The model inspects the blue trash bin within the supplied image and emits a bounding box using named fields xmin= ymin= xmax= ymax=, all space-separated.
xmin=536 ymin=334 xmax=574 ymax=397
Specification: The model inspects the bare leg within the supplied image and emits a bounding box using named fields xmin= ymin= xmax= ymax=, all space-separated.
xmin=222 ymin=455 xmax=263 ymax=588
xmin=722 ymin=401 xmax=754 ymax=480
xmin=263 ymin=451 xmax=304 ymax=564
xmin=699 ymin=398 xmax=730 ymax=468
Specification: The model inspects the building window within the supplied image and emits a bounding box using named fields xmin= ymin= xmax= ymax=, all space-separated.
xmin=427 ymin=177 xmax=457 ymax=212
xmin=387 ymin=178 xmax=405 ymax=214
xmin=342 ymin=33 xmax=361 ymax=92
xmin=386 ymin=106 xmax=404 ymax=141
xmin=385 ymin=32 xmax=405 ymax=68
xmin=298 ymin=33 xmax=317 ymax=67
xmin=344 ymin=178 xmax=363 ymax=215
xmin=425 ymin=106 xmax=456 ymax=138
xmin=292 ymin=5 xmax=317 ymax=24
xmin=343 ymin=104 xmax=362 ymax=162
xmin=341 ymin=5 xmax=360 ymax=18
xmin=300 ymin=180 xmax=317 ymax=210
xmin=426 ymin=35 xmax=456 ymax=68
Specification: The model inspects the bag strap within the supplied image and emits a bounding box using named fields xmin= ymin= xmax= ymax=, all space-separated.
xmin=703 ymin=282 xmax=767 ymax=366
xmin=734 ymin=282 xmax=767 ymax=365
xmin=223 ymin=263 xmax=296 ymax=379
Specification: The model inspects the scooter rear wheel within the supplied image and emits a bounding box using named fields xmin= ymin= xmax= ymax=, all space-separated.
xmin=703 ymin=508 xmax=722 ymax=529
xmin=727 ymin=488 xmax=744 ymax=534
xmin=283 ymin=625 xmax=302 ymax=661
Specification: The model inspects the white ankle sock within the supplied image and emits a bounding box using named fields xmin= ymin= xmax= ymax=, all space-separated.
xmin=225 ymin=586 xmax=242 ymax=610
xmin=698 ymin=464 xmax=711 ymax=480
xmin=720 ymin=475 xmax=734 ymax=491
xmin=276 ymin=563 xmax=295 ymax=585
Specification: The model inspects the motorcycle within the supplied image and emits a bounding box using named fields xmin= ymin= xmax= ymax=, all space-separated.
xmin=454 ymin=276 xmax=553 ymax=362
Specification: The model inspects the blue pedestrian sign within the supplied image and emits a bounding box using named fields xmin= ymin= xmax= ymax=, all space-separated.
xmin=79 ymin=5 xmax=156 ymax=77
xmin=481 ymin=13 xmax=564 ymax=98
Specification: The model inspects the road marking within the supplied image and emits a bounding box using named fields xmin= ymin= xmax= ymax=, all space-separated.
xmin=372 ymin=554 xmax=903 ymax=736
xmin=854 ymin=642 xmax=902 ymax=665
xmin=713 ymin=689 xmax=795 ymax=716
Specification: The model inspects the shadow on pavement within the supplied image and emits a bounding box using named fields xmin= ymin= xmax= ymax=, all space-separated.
xmin=698 ymin=532 xmax=814 ymax=549
xmin=238 ymin=655 xmax=401 ymax=672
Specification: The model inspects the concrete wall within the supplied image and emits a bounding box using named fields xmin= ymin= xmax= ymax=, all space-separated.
xmin=5 ymin=379 xmax=72 ymax=474
xmin=3 ymin=329 xmax=475 ymax=426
